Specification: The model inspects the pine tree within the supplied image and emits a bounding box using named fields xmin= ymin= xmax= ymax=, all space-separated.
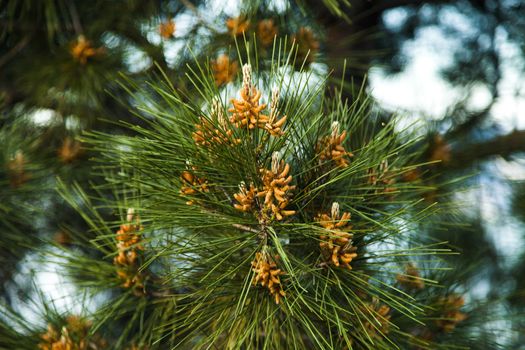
xmin=0 ymin=1 xmax=520 ymax=349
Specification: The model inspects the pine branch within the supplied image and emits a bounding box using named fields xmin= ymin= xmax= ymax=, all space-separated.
xmin=0 ymin=35 xmax=31 ymax=69
xmin=446 ymin=129 xmax=525 ymax=169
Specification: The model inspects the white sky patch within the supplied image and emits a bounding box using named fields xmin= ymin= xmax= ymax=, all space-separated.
xmin=31 ymin=108 xmax=59 ymax=126
xmin=164 ymin=40 xmax=186 ymax=68
xmin=9 ymin=250 xmax=82 ymax=323
xmin=209 ymin=0 xmax=240 ymax=17
xmin=382 ymin=8 xmax=409 ymax=29
xmin=493 ymin=157 xmax=525 ymax=181
xmin=491 ymin=29 xmax=525 ymax=132
xmin=369 ymin=27 xmax=461 ymax=120
xmin=125 ymin=49 xmax=153 ymax=73
xmin=479 ymin=169 xmax=525 ymax=266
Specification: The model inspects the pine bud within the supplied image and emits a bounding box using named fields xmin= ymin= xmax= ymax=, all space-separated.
xmin=331 ymin=121 xmax=340 ymax=140
xmin=271 ymin=151 xmax=281 ymax=174
xmin=331 ymin=202 xmax=340 ymax=220
xmin=126 ymin=208 xmax=135 ymax=222
xmin=242 ymin=64 xmax=252 ymax=95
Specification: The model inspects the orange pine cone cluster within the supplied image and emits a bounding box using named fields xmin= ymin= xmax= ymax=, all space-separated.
xmin=38 ymin=315 xmax=106 ymax=350
xmin=70 ymin=35 xmax=104 ymax=64
xmin=193 ymin=117 xmax=236 ymax=147
xmin=435 ymin=294 xmax=467 ymax=333
xmin=401 ymin=167 xmax=421 ymax=182
xmin=159 ymin=19 xmax=175 ymax=39
xmin=180 ymin=168 xmax=210 ymax=205
xmin=211 ymin=54 xmax=238 ymax=86
xmin=292 ymin=27 xmax=319 ymax=64
xmin=362 ymin=299 xmax=391 ymax=339
xmin=233 ymin=182 xmax=257 ymax=212
xmin=193 ymin=99 xmax=240 ymax=147
xmin=264 ymin=88 xmax=286 ymax=136
xmin=316 ymin=202 xmax=357 ymax=269
xmin=367 ymin=160 xmax=396 ymax=193
xmin=233 ymin=153 xmax=295 ymax=221
xmin=7 ymin=150 xmax=29 ymax=188
xmin=58 ymin=137 xmax=82 ymax=163
xmin=229 ymin=64 xmax=287 ymax=135
xmin=317 ymin=121 xmax=353 ymax=168
xmin=113 ymin=208 xmax=145 ymax=294
xmin=257 ymin=19 xmax=278 ymax=47
xmin=257 ymin=152 xmax=296 ymax=221
xmin=251 ymin=251 xmax=286 ymax=304
xmin=226 ymin=16 xmax=250 ymax=36
xmin=396 ymin=262 xmax=425 ymax=290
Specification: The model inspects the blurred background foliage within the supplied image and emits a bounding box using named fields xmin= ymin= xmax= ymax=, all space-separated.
xmin=1 ymin=0 xmax=524 ymax=348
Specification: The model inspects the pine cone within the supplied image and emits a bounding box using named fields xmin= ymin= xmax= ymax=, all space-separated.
xmin=257 ymin=152 xmax=296 ymax=221
xmin=317 ymin=203 xmax=357 ymax=269
xmin=226 ymin=16 xmax=250 ymax=36
xmin=396 ymin=262 xmax=425 ymax=290
xmin=211 ymin=54 xmax=238 ymax=86
xmin=70 ymin=35 xmax=104 ymax=64
xmin=317 ymin=122 xmax=353 ymax=168
xmin=435 ymin=294 xmax=467 ymax=333
xmin=251 ymin=251 xmax=286 ymax=304
xmin=257 ymin=19 xmax=278 ymax=47
xmin=233 ymin=183 xmax=257 ymax=212
xmin=159 ymin=19 xmax=175 ymax=39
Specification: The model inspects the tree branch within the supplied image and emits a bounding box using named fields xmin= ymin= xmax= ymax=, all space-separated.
xmin=0 ymin=35 xmax=31 ymax=69
xmin=447 ymin=130 xmax=525 ymax=169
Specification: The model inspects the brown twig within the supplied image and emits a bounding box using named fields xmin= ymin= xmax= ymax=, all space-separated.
xmin=446 ymin=129 xmax=525 ymax=169
xmin=0 ymin=35 xmax=31 ymax=68
xmin=232 ymin=223 xmax=260 ymax=234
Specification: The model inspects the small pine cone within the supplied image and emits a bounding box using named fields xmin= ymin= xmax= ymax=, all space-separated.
xmin=159 ymin=19 xmax=175 ymax=39
xmin=234 ymin=183 xmax=257 ymax=212
xmin=70 ymin=35 xmax=104 ymax=64
xmin=317 ymin=122 xmax=353 ymax=168
xmin=38 ymin=317 xmax=105 ymax=350
xmin=116 ymin=224 xmax=143 ymax=248
xmin=58 ymin=137 xmax=82 ymax=163
xmin=229 ymin=86 xmax=268 ymax=130
xmin=435 ymin=294 xmax=467 ymax=333
xmin=362 ymin=299 xmax=391 ymax=339
xmin=114 ymin=246 xmax=139 ymax=266
xmin=211 ymin=54 xmax=238 ymax=86
xmin=113 ymin=208 xmax=146 ymax=294
xmin=7 ymin=150 xmax=29 ymax=188
xmin=229 ymin=64 xmax=270 ymax=130
xmin=180 ymin=169 xmax=209 ymax=204
xmin=263 ymin=114 xmax=286 ymax=136
xmin=396 ymin=262 xmax=425 ymax=290
xmin=317 ymin=203 xmax=357 ymax=269
xmin=257 ymin=152 xmax=296 ymax=221
xmin=257 ymin=19 xmax=278 ymax=47
xmin=270 ymin=200 xmax=296 ymax=221
xmin=193 ymin=116 xmax=240 ymax=147
xmin=263 ymin=88 xmax=286 ymax=136
xmin=328 ymin=245 xmax=357 ymax=269
xmin=292 ymin=27 xmax=320 ymax=64
xmin=251 ymin=251 xmax=286 ymax=304
xmin=226 ymin=16 xmax=250 ymax=36
xmin=368 ymin=160 xmax=396 ymax=193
